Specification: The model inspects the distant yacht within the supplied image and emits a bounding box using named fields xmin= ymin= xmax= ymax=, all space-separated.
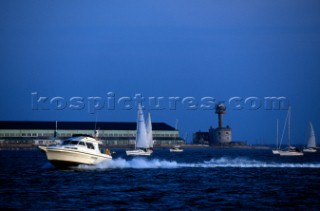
xmin=303 ymin=122 xmax=317 ymax=153
xmin=126 ymin=104 xmax=153 ymax=156
xmin=170 ymin=145 xmax=183 ymax=152
xmin=279 ymin=107 xmax=303 ymax=156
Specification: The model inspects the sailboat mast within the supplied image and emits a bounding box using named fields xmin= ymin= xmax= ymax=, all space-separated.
xmin=288 ymin=107 xmax=291 ymax=147
xmin=175 ymin=119 xmax=178 ymax=145
xmin=54 ymin=121 xmax=58 ymax=138
xmin=276 ymin=119 xmax=279 ymax=149
xmin=135 ymin=106 xmax=139 ymax=150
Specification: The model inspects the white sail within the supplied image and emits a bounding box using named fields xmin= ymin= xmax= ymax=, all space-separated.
xmin=135 ymin=104 xmax=149 ymax=149
xmin=307 ymin=122 xmax=316 ymax=148
xmin=146 ymin=112 xmax=153 ymax=148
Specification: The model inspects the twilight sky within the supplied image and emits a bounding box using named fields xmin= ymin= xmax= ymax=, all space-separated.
xmin=1 ymin=0 xmax=320 ymax=144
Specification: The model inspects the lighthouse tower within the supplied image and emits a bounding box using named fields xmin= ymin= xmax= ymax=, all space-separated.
xmin=216 ymin=104 xmax=226 ymax=128
xmin=209 ymin=103 xmax=232 ymax=145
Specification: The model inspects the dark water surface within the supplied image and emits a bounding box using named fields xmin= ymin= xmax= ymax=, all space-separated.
xmin=1 ymin=148 xmax=320 ymax=210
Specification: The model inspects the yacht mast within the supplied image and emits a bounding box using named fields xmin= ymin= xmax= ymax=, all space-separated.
xmin=288 ymin=106 xmax=291 ymax=147
xmin=276 ymin=119 xmax=279 ymax=149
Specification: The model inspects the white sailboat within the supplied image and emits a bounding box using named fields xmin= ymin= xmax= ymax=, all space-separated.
xmin=53 ymin=121 xmax=63 ymax=145
xmin=169 ymin=119 xmax=183 ymax=152
xmin=303 ymin=122 xmax=317 ymax=152
xmin=38 ymin=121 xmax=62 ymax=152
xmin=126 ymin=104 xmax=153 ymax=156
xmin=279 ymin=106 xmax=304 ymax=156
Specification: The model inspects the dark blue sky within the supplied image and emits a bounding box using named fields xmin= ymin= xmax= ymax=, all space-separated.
xmin=1 ymin=0 xmax=320 ymax=144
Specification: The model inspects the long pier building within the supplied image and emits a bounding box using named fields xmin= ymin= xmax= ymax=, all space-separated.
xmin=0 ymin=121 xmax=184 ymax=148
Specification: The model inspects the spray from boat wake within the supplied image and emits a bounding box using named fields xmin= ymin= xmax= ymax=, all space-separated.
xmin=78 ymin=157 xmax=320 ymax=170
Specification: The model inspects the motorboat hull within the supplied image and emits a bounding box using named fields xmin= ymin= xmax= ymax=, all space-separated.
xmin=126 ymin=149 xmax=152 ymax=156
xmin=43 ymin=148 xmax=112 ymax=168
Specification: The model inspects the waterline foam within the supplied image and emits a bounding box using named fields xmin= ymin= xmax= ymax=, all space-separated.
xmin=78 ymin=157 xmax=320 ymax=170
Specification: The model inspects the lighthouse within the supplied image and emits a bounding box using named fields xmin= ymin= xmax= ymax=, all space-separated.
xmin=209 ymin=103 xmax=232 ymax=145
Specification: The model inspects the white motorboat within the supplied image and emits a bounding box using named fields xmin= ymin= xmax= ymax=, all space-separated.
xmin=169 ymin=145 xmax=183 ymax=152
xmin=126 ymin=104 xmax=153 ymax=156
xmin=39 ymin=135 xmax=112 ymax=168
xmin=303 ymin=122 xmax=317 ymax=153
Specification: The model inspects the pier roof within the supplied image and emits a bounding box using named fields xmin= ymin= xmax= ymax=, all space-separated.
xmin=0 ymin=121 xmax=176 ymax=131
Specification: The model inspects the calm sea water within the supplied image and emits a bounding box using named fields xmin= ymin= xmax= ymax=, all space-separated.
xmin=1 ymin=148 xmax=320 ymax=210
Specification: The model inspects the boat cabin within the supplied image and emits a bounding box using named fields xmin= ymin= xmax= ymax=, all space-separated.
xmin=62 ymin=136 xmax=109 ymax=155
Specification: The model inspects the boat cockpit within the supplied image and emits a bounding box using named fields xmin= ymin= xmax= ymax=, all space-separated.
xmin=61 ymin=139 xmax=111 ymax=155
xmin=62 ymin=139 xmax=96 ymax=150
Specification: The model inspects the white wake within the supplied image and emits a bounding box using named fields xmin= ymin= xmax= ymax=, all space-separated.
xmin=78 ymin=157 xmax=320 ymax=169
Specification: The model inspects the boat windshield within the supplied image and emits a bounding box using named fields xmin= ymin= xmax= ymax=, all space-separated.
xmin=62 ymin=140 xmax=79 ymax=145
